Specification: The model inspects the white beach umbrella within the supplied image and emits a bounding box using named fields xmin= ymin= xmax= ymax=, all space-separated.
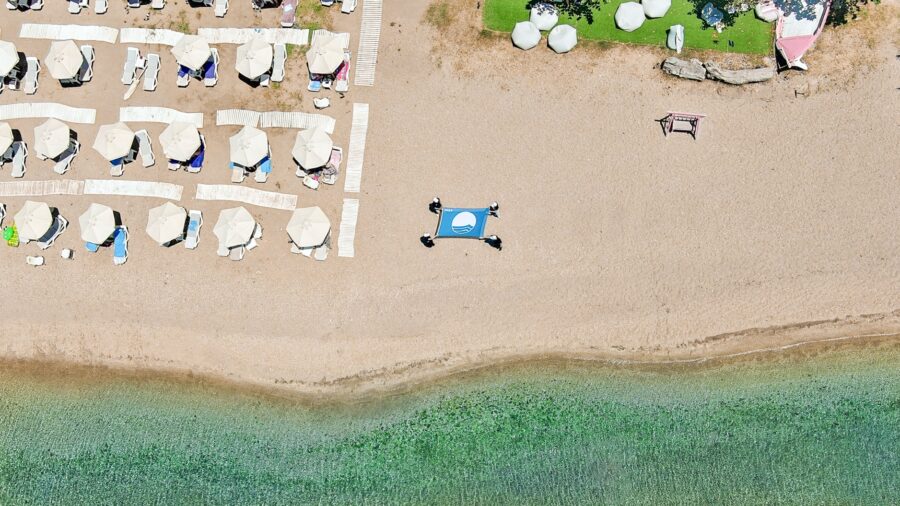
xmin=229 ymin=126 xmax=269 ymax=167
xmin=34 ymin=118 xmax=71 ymax=159
xmin=0 ymin=122 xmax=13 ymax=155
xmin=14 ymin=200 xmax=53 ymax=242
xmin=159 ymin=122 xmax=201 ymax=162
xmin=235 ymin=38 xmax=274 ymax=79
xmin=306 ymin=36 xmax=345 ymax=74
xmin=0 ymin=40 xmax=18 ymax=77
xmin=548 ymin=25 xmax=577 ymax=53
xmin=286 ymin=206 xmax=330 ymax=248
xmin=214 ymin=206 xmax=256 ymax=248
xmin=530 ymin=5 xmax=559 ymax=31
xmin=291 ymin=127 xmax=333 ymax=169
xmin=171 ymin=35 xmax=211 ymax=71
xmin=511 ymin=21 xmax=541 ymax=50
xmin=146 ymin=202 xmax=187 ymax=245
xmin=615 ymin=2 xmax=646 ymax=32
xmin=643 ymin=0 xmax=672 ymax=18
xmin=92 ymin=122 xmax=135 ymax=161
xmin=45 ymin=40 xmax=83 ymax=80
xmin=79 ymin=203 xmax=116 ymax=244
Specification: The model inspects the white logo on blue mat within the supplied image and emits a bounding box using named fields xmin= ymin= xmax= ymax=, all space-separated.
xmin=450 ymin=212 xmax=477 ymax=234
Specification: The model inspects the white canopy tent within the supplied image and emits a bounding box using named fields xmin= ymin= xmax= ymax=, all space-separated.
xmin=530 ymin=5 xmax=559 ymax=31
xmin=643 ymin=0 xmax=672 ymax=18
xmin=548 ymin=25 xmax=577 ymax=53
xmin=615 ymin=3 xmax=646 ymax=32
xmin=511 ymin=21 xmax=541 ymax=51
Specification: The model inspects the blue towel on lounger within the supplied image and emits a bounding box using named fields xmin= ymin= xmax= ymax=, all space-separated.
xmin=113 ymin=228 xmax=127 ymax=259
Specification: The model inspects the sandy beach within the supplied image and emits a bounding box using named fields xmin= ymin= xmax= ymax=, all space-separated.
xmin=0 ymin=0 xmax=898 ymax=395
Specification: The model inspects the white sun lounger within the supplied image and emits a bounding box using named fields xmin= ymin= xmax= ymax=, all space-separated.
xmin=231 ymin=164 xmax=245 ymax=183
xmin=314 ymin=245 xmax=328 ymax=260
xmin=228 ymin=245 xmax=245 ymax=261
xmin=24 ymin=57 xmax=40 ymax=95
xmin=214 ymin=0 xmax=227 ymax=17
xmin=113 ymin=226 xmax=128 ymax=265
xmin=204 ymin=48 xmax=219 ymax=87
xmin=341 ymin=0 xmax=357 ymax=13
xmin=109 ymin=158 xmax=124 ymax=177
xmin=79 ymin=45 xmax=94 ymax=82
xmin=53 ymin=140 xmax=79 ymax=175
xmin=26 ymin=256 xmax=45 ymax=266
xmin=185 ymin=209 xmax=202 ymax=249
xmin=11 ymin=141 xmax=27 ymax=178
xmin=143 ymin=53 xmax=159 ymax=91
xmin=135 ymin=129 xmax=154 ymax=167
xmin=272 ymin=43 xmax=286 ymax=82
xmin=37 ymin=214 xmax=67 ymax=249
xmin=67 ymin=0 xmax=81 ymax=14
xmin=122 ymin=47 xmax=140 ymax=85
xmin=0 ymin=204 xmax=5 ymax=226
xmin=150 ymin=0 xmax=165 ymax=9
xmin=94 ymin=0 xmax=107 ymax=13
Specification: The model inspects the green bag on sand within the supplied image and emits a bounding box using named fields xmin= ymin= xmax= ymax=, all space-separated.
xmin=4 ymin=225 xmax=19 ymax=247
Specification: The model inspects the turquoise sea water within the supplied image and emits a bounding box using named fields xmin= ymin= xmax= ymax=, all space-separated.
xmin=1 ymin=342 xmax=899 ymax=504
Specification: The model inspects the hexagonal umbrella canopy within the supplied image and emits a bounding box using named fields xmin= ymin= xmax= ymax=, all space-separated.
xmin=0 ymin=40 xmax=18 ymax=77
xmin=92 ymin=122 xmax=135 ymax=162
xmin=171 ymin=35 xmax=211 ymax=71
xmin=34 ymin=118 xmax=71 ymax=159
xmin=286 ymin=206 xmax=330 ymax=248
xmin=214 ymin=206 xmax=256 ymax=249
xmin=0 ymin=122 xmax=13 ymax=155
xmin=235 ymin=38 xmax=273 ymax=79
xmin=548 ymin=24 xmax=577 ymax=53
xmin=530 ymin=5 xmax=558 ymax=31
xmin=229 ymin=126 xmax=269 ymax=167
xmin=146 ymin=202 xmax=187 ymax=245
xmin=511 ymin=21 xmax=541 ymax=50
xmin=14 ymin=200 xmax=53 ymax=242
xmin=45 ymin=40 xmax=83 ymax=80
xmin=306 ymin=36 xmax=345 ymax=74
xmin=79 ymin=203 xmax=116 ymax=244
xmin=159 ymin=122 xmax=201 ymax=162
xmin=615 ymin=2 xmax=646 ymax=32
xmin=291 ymin=127 xmax=333 ymax=169
xmin=643 ymin=0 xmax=672 ymax=18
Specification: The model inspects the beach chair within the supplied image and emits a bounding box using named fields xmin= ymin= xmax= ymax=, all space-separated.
xmin=11 ymin=141 xmax=27 ymax=178
xmin=230 ymin=163 xmax=245 ymax=183
xmin=216 ymin=242 xmax=228 ymax=256
xmin=177 ymin=65 xmax=190 ymax=87
xmin=151 ymin=0 xmax=165 ymax=8
xmin=214 ymin=0 xmax=227 ymax=16
xmin=109 ymin=158 xmax=124 ymax=177
xmin=142 ymin=53 xmax=159 ymax=92
xmin=26 ymin=255 xmax=45 ymax=266
xmin=187 ymin=135 xmax=205 ymax=173
xmin=126 ymin=0 xmax=139 ymax=6
xmin=228 ymin=245 xmax=245 ymax=261
xmin=321 ymin=146 xmax=342 ymax=185
xmin=122 ymin=47 xmax=140 ymax=85
xmin=53 ymin=140 xmax=79 ymax=175
xmin=94 ymin=0 xmax=107 ymax=13
xmin=24 ymin=57 xmax=40 ymax=95
xmin=203 ymin=49 xmax=218 ymax=87
xmin=314 ymin=245 xmax=328 ymax=260
xmin=185 ymin=210 xmax=202 ymax=249
xmin=254 ymin=154 xmax=271 ymax=183
xmin=36 ymin=215 xmax=67 ymax=250
xmin=84 ymin=241 xmax=99 ymax=252
xmin=272 ymin=44 xmax=286 ymax=83
xmin=281 ymin=0 xmax=297 ymax=27
xmin=113 ymin=226 xmax=128 ymax=265
xmin=0 ymin=204 xmax=5 ymax=227
xmin=79 ymin=45 xmax=94 ymax=82
xmin=6 ymin=0 xmax=15 ymax=10
xmin=67 ymin=0 xmax=81 ymax=14
xmin=334 ymin=52 xmax=350 ymax=93
xmin=135 ymin=129 xmax=154 ymax=167
xmin=321 ymin=0 xmax=333 ymax=6
xmin=168 ymin=159 xmax=181 ymax=171
xmin=307 ymin=79 xmax=322 ymax=92
xmin=340 ymin=0 xmax=356 ymax=13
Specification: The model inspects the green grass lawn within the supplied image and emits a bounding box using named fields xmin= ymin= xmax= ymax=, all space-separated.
xmin=484 ymin=0 xmax=774 ymax=54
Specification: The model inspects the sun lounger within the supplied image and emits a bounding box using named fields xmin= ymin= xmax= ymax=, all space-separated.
xmin=321 ymin=0 xmax=333 ymax=6
xmin=67 ymin=0 xmax=81 ymax=14
xmin=214 ymin=0 xmax=227 ymax=16
xmin=307 ymin=79 xmax=322 ymax=92
xmin=84 ymin=241 xmax=99 ymax=252
xmin=142 ymin=53 xmax=159 ymax=92
xmin=0 ymin=204 xmax=5 ymax=227
xmin=334 ymin=52 xmax=350 ymax=93
xmin=272 ymin=43 xmax=287 ymax=83
xmin=24 ymin=57 xmax=40 ymax=95
xmin=26 ymin=255 xmax=45 ymax=266
xmin=151 ymin=0 xmax=165 ymax=8
xmin=177 ymin=65 xmax=190 ymax=87
xmin=168 ymin=160 xmax=181 ymax=171
xmin=94 ymin=0 xmax=106 ymax=13
xmin=314 ymin=245 xmax=328 ymax=260
xmin=79 ymin=45 xmax=94 ymax=82
xmin=36 ymin=214 xmax=67 ymax=249
xmin=230 ymin=162 xmax=245 ymax=183
xmin=340 ymin=0 xmax=357 ymax=13
xmin=53 ymin=140 xmax=79 ymax=175
xmin=228 ymin=245 xmax=245 ymax=261
xmin=187 ymin=135 xmax=204 ymax=173
xmin=127 ymin=0 xmax=139 ymax=7
xmin=135 ymin=129 xmax=154 ymax=167
xmin=185 ymin=209 xmax=201 ymax=249
xmin=109 ymin=158 xmax=124 ymax=177
xmin=204 ymin=49 xmax=218 ymax=87
xmin=11 ymin=141 xmax=27 ymax=178
xmin=321 ymin=146 xmax=342 ymax=185
xmin=122 ymin=47 xmax=140 ymax=85
xmin=254 ymin=155 xmax=271 ymax=183
xmin=281 ymin=0 xmax=297 ymax=27
xmin=113 ymin=226 xmax=128 ymax=265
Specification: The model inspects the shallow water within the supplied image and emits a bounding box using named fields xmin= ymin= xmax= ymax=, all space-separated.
xmin=1 ymin=342 xmax=899 ymax=504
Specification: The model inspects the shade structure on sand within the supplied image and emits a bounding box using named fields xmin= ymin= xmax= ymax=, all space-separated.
xmin=530 ymin=5 xmax=559 ymax=31
xmin=0 ymin=40 xmax=17 ymax=76
xmin=548 ymin=24 xmax=577 ymax=53
xmin=14 ymin=200 xmax=53 ymax=242
xmin=45 ymin=40 xmax=83 ymax=80
xmin=615 ymin=2 xmax=646 ymax=32
xmin=147 ymin=202 xmax=187 ymax=245
xmin=34 ymin=118 xmax=71 ymax=159
xmin=292 ymin=127 xmax=333 ymax=169
xmin=214 ymin=206 xmax=256 ymax=248
xmin=229 ymin=126 xmax=269 ymax=167
xmin=643 ymin=0 xmax=671 ymax=18
xmin=306 ymin=36 xmax=345 ymax=74
xmin=0 ymin=122 xmax=13 ymax=155
xmin=160 ymin=122 xmax=201 ymax=162
xmin=287 ymin=206 xmax=330 ymax=248
xmin=79 ymin=203 xmax=116 ymax=244
xmin=92 ymin=122 xmax=135 ymax=161
xmin=171 ymin=35 xmax=211 ymax=71
xmin=511 ymin=21 xmax=541 ymax=50
xmin=235 ymin=38 xmax=273 ymax=79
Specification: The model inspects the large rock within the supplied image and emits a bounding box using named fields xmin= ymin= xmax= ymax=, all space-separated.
xmin=662 ymin=57 xmax=706 ymax=81
xmin=704 ymin=61 xmax=775 ymax=84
